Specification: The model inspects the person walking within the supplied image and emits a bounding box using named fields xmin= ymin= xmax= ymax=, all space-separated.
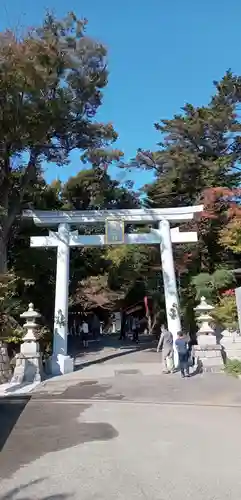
xmin=81 ymin=318 xmax=89 ymax=349
xmin=187 ymin=336 xmax=195 ymax=368
xmin=132 ymin=316 xmax=139 ymax=343
xmin=157 ymin=324 xmax=174 ymax=373
xmin=119 ymin=312 xmax=126 ymax=340
xmin=92 ymin=314 xmax=100 ymax=340
xmin=175 ymin=331 xmax=190 ymax=378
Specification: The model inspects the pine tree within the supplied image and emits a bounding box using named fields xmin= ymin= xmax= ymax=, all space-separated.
xmin=136 ymin=72 xmax=241 ymax=273
xmin=122 ymin=72 xmax=241 ymax=328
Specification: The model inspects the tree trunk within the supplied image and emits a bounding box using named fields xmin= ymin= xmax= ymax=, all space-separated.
xmin=0 ymin=149 xmax=39 ymax=276
xmin=0 ymin=234 xmax=7 ymax=274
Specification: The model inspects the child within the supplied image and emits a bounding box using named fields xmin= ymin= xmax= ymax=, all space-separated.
xmin=175 ymin=331 xmax=190 ymax=378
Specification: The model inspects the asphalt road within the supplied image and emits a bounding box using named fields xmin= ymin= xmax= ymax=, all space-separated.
xmin=1 ymin=372 xmax=241 ymax=499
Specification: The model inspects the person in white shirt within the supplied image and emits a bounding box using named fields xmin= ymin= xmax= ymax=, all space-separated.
xmin=157 ymin=324 xmax=174 ymax=373
xmin=81 ymin=320 xmax=89 ymax=348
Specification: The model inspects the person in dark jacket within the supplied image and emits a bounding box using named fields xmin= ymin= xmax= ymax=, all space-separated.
xmin=175 ymin=331 xmax=190 ymax=378
xmin=119 ymin=311 xmax=127 ymax=340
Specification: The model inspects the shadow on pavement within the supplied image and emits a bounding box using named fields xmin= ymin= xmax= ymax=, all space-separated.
xmin=0 ymin=383 xmax=119 ymax=479
xmin=0 ymin=396 xmax=30 ymax=452
xmin=33 ymin=379 xmax=125 ymax=401
xmin=0 ymin=478 xmax=72 ymax=499
xmin=73 ymin=334 xmax=157 ymax=371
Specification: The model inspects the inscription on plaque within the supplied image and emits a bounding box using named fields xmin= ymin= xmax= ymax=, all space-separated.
xmin=105 ymin=219 xmax=125 ymax=244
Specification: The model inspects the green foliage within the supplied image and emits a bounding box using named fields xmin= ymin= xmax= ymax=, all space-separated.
xmin=224 ymin=359 xmax=241 ymax=377
xmin=5 ymin=329 xmax=24 ymax=345
xmin=136 ymin=73 xmax=241 ymax=275
xmin=121 ymin=71 xmax=241 ymax=327
xmin=214 ymin=296 xmax=238 ymax=330
xmin=8 ymin=167 xmax=142 ymax=320
xmin=191 ymin=273 xmax=214 ymax=300
xmin=109 ymin=247 xmax=147 ymax=293
xmin=192 ymin=269 xmax=235 ymax=300
xmin=0 ymin=11 xmax=120 ymax=273
xmin=212 ymin=269 xmax=235 ymax=290
xmin=219 ymin=217 xmax=241 ymax=254
xmin=0 ymin=273 xmax=24 ymax=342
xmin=62 ymin=168 xmax=138 ymax=211
xmin=143 ymin=85 xmax=241 ymax=211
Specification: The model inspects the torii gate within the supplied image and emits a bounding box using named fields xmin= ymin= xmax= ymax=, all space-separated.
xmin=23 ymin=205 xmax=203 ymax=375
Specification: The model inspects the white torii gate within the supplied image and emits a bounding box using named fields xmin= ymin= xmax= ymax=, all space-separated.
xmin=23 ymin=205 xmax=203 ymax=375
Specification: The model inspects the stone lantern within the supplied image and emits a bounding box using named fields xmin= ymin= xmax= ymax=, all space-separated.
xmin=194 ymin=296 xmax=216 ymax=344
xmin=193 ymin=296 xmax=223 ymax=372
xmin=11 ymin=303 xmax=43 ymax=385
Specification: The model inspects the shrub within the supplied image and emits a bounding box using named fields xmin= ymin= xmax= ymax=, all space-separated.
xmin=214 ymin=295 xmax=238 ymax=330
xmin=224 ymin=358 xmax=241 ymax=377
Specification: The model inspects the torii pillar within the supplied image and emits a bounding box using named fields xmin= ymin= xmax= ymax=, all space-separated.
xmin=159 ymin=220 xmax=181 ymax=366
xmin=52 ymin=223 xmax=74 ymax=375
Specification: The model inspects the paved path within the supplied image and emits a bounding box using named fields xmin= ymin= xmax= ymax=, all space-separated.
xmin=42 ymin=336 xmax=166 ymax=385
xmin=1 ymin=339 xmax=241 ymax=499
xmin=33 ymin=371 xmax=241 ymax=405
xmin=73 ymin=335 xmax=160 ymax=367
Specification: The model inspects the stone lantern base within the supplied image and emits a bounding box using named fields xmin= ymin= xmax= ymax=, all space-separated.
xmin=11 ymin=351 xmax=43 ymax=385
xmin=194 ymin=343 xmax=224 ymax=372
xmin=220 ymin=331 xmax=241 ymax=362
xmin=0 ymin=342 xmax=12 ymax=384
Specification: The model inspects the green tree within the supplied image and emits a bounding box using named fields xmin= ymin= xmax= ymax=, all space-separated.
xmin=62 ymin=168 xmax=138 ymax=211
xmin=0 ymin=11 xmax=121 ymax=273
xmin=9 ymin=168 xmax=141 ymax=321
xmin=191 ymin=269 xmax=235 ymax=301
xmin=0 ymin=273 xmax=23 ymax=342
xmin=63 ymin=168 xmax=140 ymax=312
xmin=106 ymin=242 xmax=166 ymax=331
xmin=8 ymin=178 xmax=63 ymax=328
xmin=124 ymin=72 xmax=241 ymax=326
xmin=131 ymin=73 xmax=241 ymax=270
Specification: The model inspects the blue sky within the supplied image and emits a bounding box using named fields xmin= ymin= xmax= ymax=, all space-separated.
xmin=1 ymin=0 xmax=241 ymax=190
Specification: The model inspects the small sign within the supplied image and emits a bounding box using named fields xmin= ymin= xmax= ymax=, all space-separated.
xmin=105 ymin=219 xmax=125 ymax=244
